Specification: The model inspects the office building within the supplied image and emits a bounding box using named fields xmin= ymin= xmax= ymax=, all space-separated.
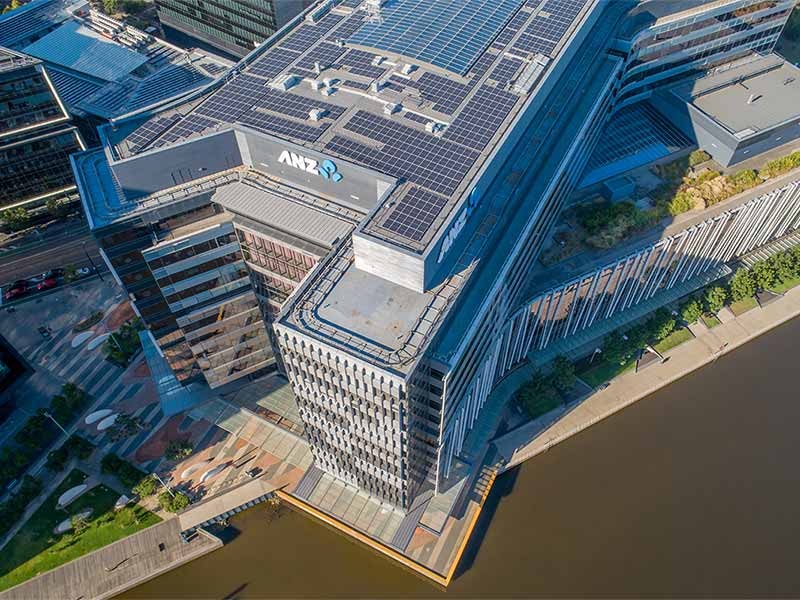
xmin=156 ymin=0 xmax=312 ymax=57
xmin=75 ymin=0 xmax=795 ymax=510
xmin=0 ymin=47 xmax=83 ymax=210
xmin=0 ymin=0 xmax=232 ymax=121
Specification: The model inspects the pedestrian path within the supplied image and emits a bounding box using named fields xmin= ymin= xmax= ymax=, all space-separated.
xmin=20 ymin=325 xmax=142 ymax=411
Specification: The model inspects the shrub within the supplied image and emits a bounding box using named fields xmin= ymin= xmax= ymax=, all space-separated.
xmin=668 ymin=190 xmax=695 ymax=216
xmin=729 ymin=169 xmax=759 ymax=192
xmin=680 ymin=298 xmax=703 ymax=324
xmin=688 ymin=149 xmax=711 ymax=167
xmin=159 ymin=491 xmax=190 ymax=513
xmin=0 ymin=476 xmax=42 ymax=536
xmin=704 ymin=285 xmax=728 ymax=314
xmin=103 ymin=319 xmax=143 ymax=367
xmin=729 ymin=268 xmax=756 ymax=302
xmin=0 ymin=206 xmax=30 ymax=231
xmin=648 ymin=308 xmax=676 ymax=341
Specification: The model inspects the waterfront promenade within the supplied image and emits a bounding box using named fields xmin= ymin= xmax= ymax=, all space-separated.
xmin=494 ymin=285 xmax=800 ymax=469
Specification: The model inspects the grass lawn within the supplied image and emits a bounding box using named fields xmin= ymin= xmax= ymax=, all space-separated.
xmin=653 ymin=327 xmax=693 ymax=354
xmin=729 ymin=296 xmax=758 ymax=316
xmin=577 ymin=358 xmax=635 ymax=388
xmin=701 ymin=313 xmax=721 ymax=329
xmin=769 ymin=274 xmax=800 ymax=295
xmin=0 ymin=470 xmax=160 ymax=592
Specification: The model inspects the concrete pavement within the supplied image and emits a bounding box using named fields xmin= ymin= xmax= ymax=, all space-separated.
xmin=494 ymin=284 xmax=800 ymax=469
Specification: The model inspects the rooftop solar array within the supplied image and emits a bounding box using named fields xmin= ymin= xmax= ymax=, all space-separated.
xmin=347 ymin=0 xmax=526 ymax=75
xmin=116 ymin=0 xmax=593 ymax=248
xmin=126 ymin=114 xmax=181 ymax=153
xmin=382 ymin=186 xmax=449 ymax=241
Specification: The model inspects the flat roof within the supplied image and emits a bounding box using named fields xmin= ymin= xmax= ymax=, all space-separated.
xmin=211 ymin=181 xmax=353 ymax=248
xmin=108 ymin=0 xmax=593 ymax=255
xmin=676 ymin=55 xmax=800 ymax=137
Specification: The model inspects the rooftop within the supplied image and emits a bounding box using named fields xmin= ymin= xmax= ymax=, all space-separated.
xmin=674 ymin=54 xmax=800 ymax=138
xmin=0 ymin=0 xmax=232 ymax=119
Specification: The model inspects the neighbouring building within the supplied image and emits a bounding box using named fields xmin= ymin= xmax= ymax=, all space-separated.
xmin=0 ymin=47 xmax=84 ymax=211
xmin=156 ymin=0 xmax=313 ymax=58
xmin=73 ymin=0 xmax=797 ymax=512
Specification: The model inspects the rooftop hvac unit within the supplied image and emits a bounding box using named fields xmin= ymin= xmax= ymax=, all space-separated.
xmin=371 ymin=55 xmax=385 ymax=67
xmin=308 ymin=108 xmax=328 ymax=122
xmin=371 ymin=80 xmax=384 ymax=93
xmin=321 ymin=86 xmax=336 ymax=96
xmin=270 ymin=74 xmax=299 ymax=91
xmin=306 ymin=0 xmax=332 ymax=23
xmin=383 ymin=102 xmax=400 ymax=115
xmin=309 ymin=80 xmax=324 ymax=91
xmin=401 ymin=63 xmax=416 ymax=75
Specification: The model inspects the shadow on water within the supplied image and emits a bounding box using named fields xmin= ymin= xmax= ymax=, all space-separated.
xmin=452 ymin=465 xmax=520 ymax=581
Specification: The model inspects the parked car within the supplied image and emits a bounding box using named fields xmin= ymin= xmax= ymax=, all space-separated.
xmin=3 ymin=280 xmax=28 ymax=301
xmin=245 ymin=467 xmax=262 ymax=478
xmin=36 ymin=277 xmax=58 ymax=291
xmin=75 ymin=266 xmax=92 ymax=277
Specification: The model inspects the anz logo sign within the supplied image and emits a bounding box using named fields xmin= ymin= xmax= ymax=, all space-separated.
xmin=278 ymin=150 xmax=342 ymax=182
xmin=437 ymin=186 xmax=482 ymax=264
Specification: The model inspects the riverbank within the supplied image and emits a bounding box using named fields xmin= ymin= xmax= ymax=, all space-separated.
xmin=493 ymin=282 xmax=800 ymax=469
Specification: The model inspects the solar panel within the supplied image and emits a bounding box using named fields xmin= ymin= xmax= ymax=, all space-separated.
xmin=249 ymin=47 xmax=301 ymax=78
xmin=126 ymin=114 xmax=181 ymax=153
xmin=327 ymin=110 xmax=478 ymax=195
xmin=327 ymin=12 xmax=363 ymax=40
xmin=403 ymin=111 xmax=429 ymax=124
xmin=253 ymin=88 xmax=346 ymax=120
xmin=347 ymin=0 xmax=526 ymax=75
xmin=343 ymin=79 xmax=370 ymax=90
xmin=238 ymin=110 xmax=329 ymax=142
xmin=490 ymin=57 xmax=523 ymax=83
xmin=416 ymin=73 xmax=471 ymax=115
xmin=338 ymin=48 xmax=386 ymax=79
xmin=195 ymin=74 xmax=269 ymax=122
xmin=296 ymin=42 xmax=346 ymax=70
xmin=494 ymin=10 xmax=530 ymax=47
xmin=157 ymin=114 xmax=218 ymax=146
xmin=382 ymin=186 xmax=449 ymax=241
xmin=443 ymin=85 xmax=519 ymax=150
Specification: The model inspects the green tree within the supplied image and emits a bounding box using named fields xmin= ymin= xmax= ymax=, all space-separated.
xmin=63 ymin=263 xmax=78 ymax=283
xmin=0 ymin=206 xmax=30 ymax=231
xmin=132 ymin=474 xmax=158 ymax=498
xmin=71 ymin=514 xmax=89 ymax=534
xmin=103 ymin=0 xmax=118 ymax=13
xmin=752 ymin=259 xmax=778 ymax=290
xmin=704 ymin=285 xmax=728 ymax=314
xmin=2 ymin=0 xmax=21 ymax=14
xmin=680 ymin=297 xmax=703 ymax=324
xmin=548 ymin=355 xmax=576 ymax=394
xmin=159 ymin=491 xmax=189 ymax=513
xmin=728 ymin=268 xmax=756 ymax=302
xmin=165 ymin=439 xmax=193 ymax=461
xmin=771 ymin=252 xmax=795 ymax=283
xmin=45 ymin=197 xmax=70 ymax=219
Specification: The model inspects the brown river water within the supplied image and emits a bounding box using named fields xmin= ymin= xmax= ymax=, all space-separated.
xmin=124 ymin=316 xmax=800 ymax=598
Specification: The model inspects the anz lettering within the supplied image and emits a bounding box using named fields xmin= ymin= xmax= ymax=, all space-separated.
xmin=278 ymin=150 xmax=342 ymax=182
xmin=437 ymin=186 xmax=482 ymax=264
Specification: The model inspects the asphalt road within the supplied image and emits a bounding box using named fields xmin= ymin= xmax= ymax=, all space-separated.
xmin=0 ymin=227 xmax=104 ymax=288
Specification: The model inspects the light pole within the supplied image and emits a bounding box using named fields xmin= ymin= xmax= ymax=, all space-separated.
xmin=42 ymin=411 xmax=69 ymax=436
xmin=82 ymin=241 xmax=104 ymax=282
xmin=153 ymin=472 xmax=175 ymax=497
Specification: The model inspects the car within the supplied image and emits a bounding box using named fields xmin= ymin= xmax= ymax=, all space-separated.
xmin=3 ymin=280 xmax=28 ymax=301
xmin=245 ymin=467 xmax=262 ymax=478
xmin=75 ymin=267 xmax=92 ymax=277
xmin=37 ymin=277 xmax=58 ymax=291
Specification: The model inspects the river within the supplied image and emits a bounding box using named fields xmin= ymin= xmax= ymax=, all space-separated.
xmin=124 ymin=316 xmax=800 ymax=598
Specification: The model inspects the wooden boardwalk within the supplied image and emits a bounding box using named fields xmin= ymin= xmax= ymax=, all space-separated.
xmin=0 ymin=518 xmax=221 ymax=600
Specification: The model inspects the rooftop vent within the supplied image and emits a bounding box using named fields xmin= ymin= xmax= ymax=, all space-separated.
xmin=309 ymin=80 xmax=324 ymax=91
xmin=371 ymin=56 xmax=385 ymax=67
xmin=384 ymin=102 xmax=400 ymax=115
xmin=308 ymin=108 xmax=329 ymax=121
xmin=321 ymin=86 xmax=336 ymax=96
xmin=371 ymin=80 xmax=384 ymax=93
xmin=306 ymin=0 xmax=332 ymax=23
xmin=747 ymin=93 xmax=762 ymax=105
xmin=401 ymin=63 xmax=417 ymax=75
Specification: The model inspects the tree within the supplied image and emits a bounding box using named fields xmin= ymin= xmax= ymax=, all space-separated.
xmin=752 ymin=259 xmax=778 ymax=290
xmin=165 ymin=439 xmax=193 ymax=461
xmin=132 ymin=474 xmax=158 ymax=498
xmin=0 ymin=206 xmax=30 ymax=231
xmin=548 ymin=356 xmax=576 ymax=394
xmin=729 ymin=268 xmax=756 ymax=302
xmin=103 ymin=0 xmax=118 ymax=13
xmin=63 ymin=264 xmax=78 ymax=283
xmin=704 ymin=285 xmax=728 ymax=314
xmin=771 ymin=252 xmax=795 ymax=283
xmin=668 ymin=191 xmax=695 ymax=216
xmin=159 ymin=491 xmax=189 ymax=513
xmin=2 ymin=0 xmax=21 ymax=14
xmin=71 ymin=514 xmax=89 ymax=534
xmin=680 ymin=297 xmax=703 ymax=324
xmin=688 ymin=149 xmax=711 ymax=167
xmin=45 ymin=197 xmax=70 ymax=219
xmin=602 ymin=332 xmax=636 ymax=365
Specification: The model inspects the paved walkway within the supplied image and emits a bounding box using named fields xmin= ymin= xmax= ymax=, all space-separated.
xmin=494 ymin=284 xmax=800 ymax=469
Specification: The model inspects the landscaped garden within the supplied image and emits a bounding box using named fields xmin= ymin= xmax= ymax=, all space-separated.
xmin=102 ymin=318 xmax=143 ymax=367
xmin=0 ymin=470 xmax=160 ymax=592
xmin=0 ymin=383 xmax=91 ymax=491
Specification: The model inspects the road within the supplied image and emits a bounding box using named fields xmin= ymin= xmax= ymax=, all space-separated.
xmin=0 ymin=227 xmax=103 ymax=288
